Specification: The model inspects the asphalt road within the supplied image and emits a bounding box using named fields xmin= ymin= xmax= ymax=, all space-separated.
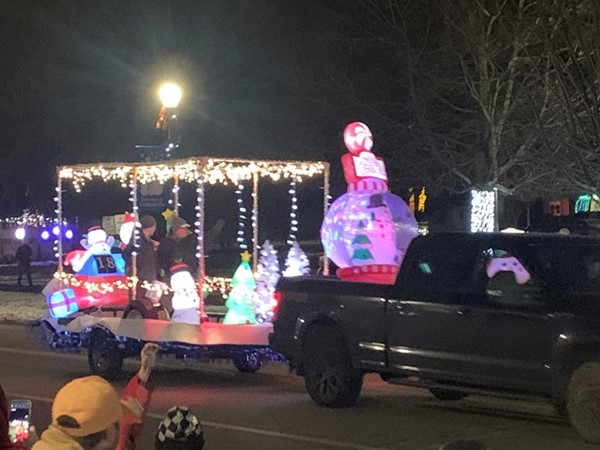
xmin=0 ymin=323 xmax=596 ymax=450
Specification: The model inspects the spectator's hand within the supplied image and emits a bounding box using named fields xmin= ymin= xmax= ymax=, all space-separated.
xmin=22 ymin=425 xmax=39 ymax=448
xmin=138 ymin=343 xmax=160 ymax=383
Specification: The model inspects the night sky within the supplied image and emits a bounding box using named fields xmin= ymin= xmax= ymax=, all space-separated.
xmin=1 ymin=1 xmax=420 ymax=241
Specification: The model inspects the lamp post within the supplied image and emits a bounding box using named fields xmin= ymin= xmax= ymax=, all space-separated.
xmin=153 ymin=82 xmax=182 ymax=159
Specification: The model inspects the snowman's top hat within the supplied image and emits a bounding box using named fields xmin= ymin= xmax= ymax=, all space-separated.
xmin=367 ymin=193 xmax=386 ymax=209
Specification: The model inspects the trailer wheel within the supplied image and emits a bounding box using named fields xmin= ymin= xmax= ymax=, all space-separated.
xmin=233 ymin=353 xmax=263 ymax=373
xmin=88 ymin=328 xmax=123 ymax=380
xmin=567 ymin=361 xmax=600 ymax=443
xmin=302 ymin=324 xmax=363 ymax=408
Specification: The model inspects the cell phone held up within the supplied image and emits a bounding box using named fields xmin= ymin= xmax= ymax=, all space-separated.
xmin=8 ymin=399 xmax=31 ymax=443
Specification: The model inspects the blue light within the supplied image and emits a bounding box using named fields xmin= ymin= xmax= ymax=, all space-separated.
xmin=41 ymin=230 xmax=50 ymax=241
xmin=52 ymin=226 xmax=60 ymax=236
xmin=64 ymin=229 xmax=74 ymax=240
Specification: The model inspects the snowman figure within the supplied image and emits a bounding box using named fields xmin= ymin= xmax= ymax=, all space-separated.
xmin=67 ymin=226 xmax=125 ymax=276
xmin=118 ymin=212 xmax=136 ymax=250
xmin=320 ymin=122 xmax=418 ymax=284
xmin=169 ymin=263 xmax=200 ymax=325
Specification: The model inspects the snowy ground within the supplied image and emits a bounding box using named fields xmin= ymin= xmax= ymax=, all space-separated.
xmin=0 ymin=291 xmax=47 ymax=322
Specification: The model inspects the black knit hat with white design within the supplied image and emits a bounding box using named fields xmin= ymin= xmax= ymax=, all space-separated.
xmin=155 ymin=406 xmax=205 ymax=450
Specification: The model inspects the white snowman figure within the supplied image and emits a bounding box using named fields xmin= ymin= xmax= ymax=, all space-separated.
xmin=69 ymin=226 xmax=125 ymax=276
xmin=169 ymin=263 xmax=200 ymax=325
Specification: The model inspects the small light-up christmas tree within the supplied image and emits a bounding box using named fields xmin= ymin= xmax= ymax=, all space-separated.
xmin=254 ymin=240 xmax=280 ymax=322
xmin=223 ymin=251 xmax=257 ymax=324
xmin=283 ymin=241 xmax=310 ymax=277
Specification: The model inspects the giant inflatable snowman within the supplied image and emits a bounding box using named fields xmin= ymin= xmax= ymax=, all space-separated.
xmin=68 ymin=226 xmax=125 ymax=276
xmin=320 ymin=122 xmax=418 ymax=284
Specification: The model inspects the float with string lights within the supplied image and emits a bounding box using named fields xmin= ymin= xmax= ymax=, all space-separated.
xmin=35 ymin=156 xmax=328 ymax=377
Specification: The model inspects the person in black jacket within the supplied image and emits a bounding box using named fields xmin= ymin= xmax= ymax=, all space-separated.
xmin=158 ymin=215 xmax=198 ymax=279
xmin=124 ymin=215 xmax=160 ymax=298
xmin=15 ymin=241 xmax=33 ymax=288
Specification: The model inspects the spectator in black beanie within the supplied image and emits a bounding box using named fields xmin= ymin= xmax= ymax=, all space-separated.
xmin=155 ymin=406 xmax=204 ymax=450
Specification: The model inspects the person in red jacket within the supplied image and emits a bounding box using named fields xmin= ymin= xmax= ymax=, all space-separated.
xmin=117 ymin=343 xmax=160 ymax=450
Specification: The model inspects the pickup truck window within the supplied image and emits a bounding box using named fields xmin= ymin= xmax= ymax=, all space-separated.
xmin=396 ymin=242 xmax=481 ymax=303
xmin=483 ymin=248 xmax=541 ymax=308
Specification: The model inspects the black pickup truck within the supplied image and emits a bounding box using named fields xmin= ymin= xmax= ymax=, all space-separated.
xmin=270 ymin=232 xmax=600 ymax=443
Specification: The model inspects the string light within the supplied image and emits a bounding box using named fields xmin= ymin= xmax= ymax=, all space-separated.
xmin=171 ymin=175 xmax=181 ymax=214
xmin=287 ymin=178 xmax=299 ymax=245
xmin=470 ymin=189 xmax=496 ymax=232
xmin=252 ymin=171 xmax=259 ymax=271
xmin=58 ymin=158 xmax=327 ymax=192
xmin=236 ymin=183 xmax=248 ymax=250
xmin=54 ymin=271 xmax=232 ymax=298
xmin=0 ymin=212 xmax=52 ymax=227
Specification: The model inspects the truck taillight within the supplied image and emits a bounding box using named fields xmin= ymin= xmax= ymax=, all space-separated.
xmin=271 ymin=290 xmax=282 ymax=320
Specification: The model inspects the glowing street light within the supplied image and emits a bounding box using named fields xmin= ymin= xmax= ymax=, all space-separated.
xmin=159 ymin=83 xmax=182 ymax=108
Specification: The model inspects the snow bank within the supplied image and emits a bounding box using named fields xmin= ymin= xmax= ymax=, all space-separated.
xmin=0 ymin=291 xmax=47 ymax=323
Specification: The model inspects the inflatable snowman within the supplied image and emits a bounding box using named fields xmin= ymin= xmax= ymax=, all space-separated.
xmin=320 ymin=122 xmax=418 ymax=284
xmin=67 ymin=226 xmax=125 ymax=276
xmin=169 ymin=263 xmax=200 ymax=325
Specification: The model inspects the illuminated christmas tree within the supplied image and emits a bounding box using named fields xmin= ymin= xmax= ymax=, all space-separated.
xmin=223 ymin=251 xmax=257 ymax=324
xmin=254 ymin=240 xmax=280 ymax=322
xmin=283 ymin=241 xmax=310 ymax=277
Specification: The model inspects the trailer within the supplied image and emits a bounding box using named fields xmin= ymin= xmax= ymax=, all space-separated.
xmin=35 ymin=315 xmax=284 ymax=379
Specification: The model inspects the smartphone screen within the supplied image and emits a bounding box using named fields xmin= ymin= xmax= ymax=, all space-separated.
xmin=8 ymin=400 xmax=31 ymax=443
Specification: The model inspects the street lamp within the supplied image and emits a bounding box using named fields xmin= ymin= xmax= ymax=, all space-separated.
xmin=159 ymin=83 xmax=182 ymax=108
xmin=153 ymin=82 xmax=182 ymax=159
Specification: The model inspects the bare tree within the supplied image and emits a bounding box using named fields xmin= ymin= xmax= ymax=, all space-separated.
xmin=536 ymin=0 xmax=600 ymax=196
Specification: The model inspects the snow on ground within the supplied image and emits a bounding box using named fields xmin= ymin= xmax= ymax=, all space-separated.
xmin=0 ymin=291 xmax=47 ymax=322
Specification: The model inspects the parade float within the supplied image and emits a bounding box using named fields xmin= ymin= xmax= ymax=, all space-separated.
xmin=36 ymin=156 xmax=330 ymax=377
xmin=35 ymin=121 xmax=417 ymax=378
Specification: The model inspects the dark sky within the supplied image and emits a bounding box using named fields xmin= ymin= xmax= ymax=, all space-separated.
xmin=1 ymin=1 xmax=363 ymax=214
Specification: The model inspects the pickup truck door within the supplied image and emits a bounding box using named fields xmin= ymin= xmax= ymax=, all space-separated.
xmin=386 ymin=241 xmax=481 ymax=381
xmin=459 ymin=244 xmax=558 ymax=393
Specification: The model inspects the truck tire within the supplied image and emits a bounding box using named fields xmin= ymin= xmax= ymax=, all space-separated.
xmin=302 ymin=324 xmax=363 ymax=408
xmin=567 ymin=361 xmax=600 ymax=443
xmin=88 ymin=328 xmax=123 ymax=380
xmin=429 ymin=388 xmax=468 ymax=401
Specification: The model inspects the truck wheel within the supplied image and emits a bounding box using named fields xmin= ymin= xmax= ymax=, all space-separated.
xmin=88 ymin=328 xmax=123 ymax=380
xmin=429 ymin=388 xmax=468 ymax=401
xmin=233 ymin=353 xmax=263 ymax=373
xmin=567 ymin=361 xmax=600 ymax=443
xmin=302 ymin=325 xmax=363 ymax=408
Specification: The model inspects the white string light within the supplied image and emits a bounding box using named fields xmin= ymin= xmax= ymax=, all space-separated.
xmin=55 ymin=181 xmax=63 ymax=269
xmin=470 ymin=189 xmax=496 ymax=232
xmin=58 ymin=157 xmax=327 ymax=192
xmin=287 ymin=178 xmax=299 ymax=245
xmin=236 ymin=183 xmax=248 ymax=250
xmin=171 ymin=175 xmax=181 ymax=214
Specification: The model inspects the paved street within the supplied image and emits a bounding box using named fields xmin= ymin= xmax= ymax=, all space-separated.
xmin=0 ymin=323 xmax=595 ymax=449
